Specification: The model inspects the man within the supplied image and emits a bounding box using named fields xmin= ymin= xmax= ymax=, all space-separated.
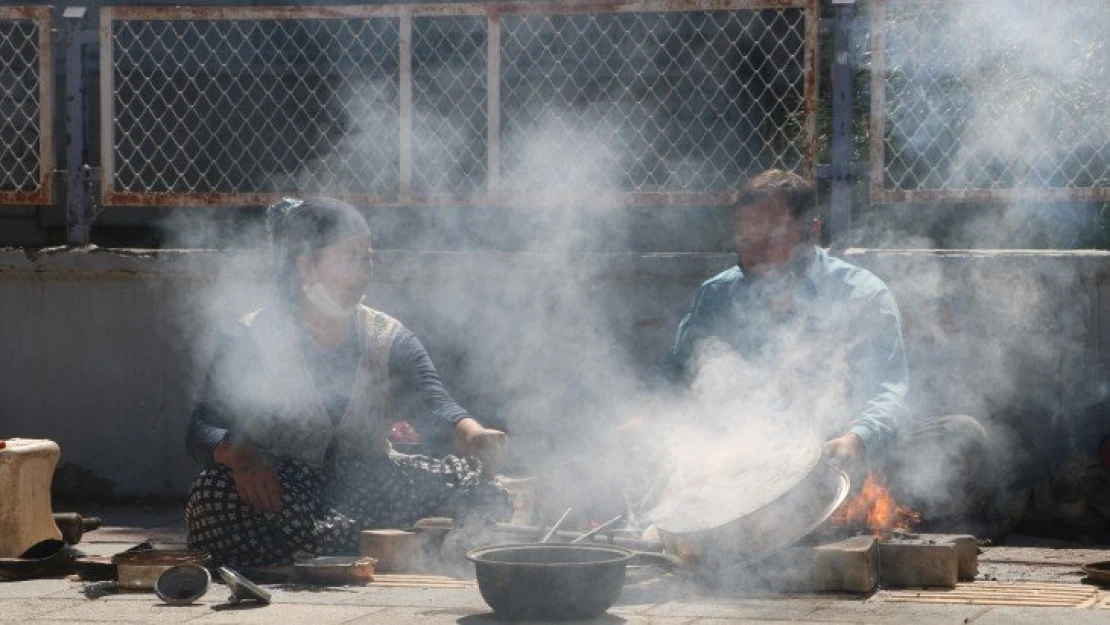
xmin=663 ymin=169 xmax=992 ymax=529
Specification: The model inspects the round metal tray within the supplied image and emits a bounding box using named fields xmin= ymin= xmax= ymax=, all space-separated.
xmin=657 ymin=464 xmax=850 ymax=572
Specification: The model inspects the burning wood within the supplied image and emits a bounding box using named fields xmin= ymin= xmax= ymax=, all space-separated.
xmin=832 ymin=472 xmax=920 ymax=537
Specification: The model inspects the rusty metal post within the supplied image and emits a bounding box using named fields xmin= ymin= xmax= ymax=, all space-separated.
xmin=399 ymin=12 xmax=413 ymax=201
xmin=486 ymin=8 xmax=501 ymax=203
xmin=828 ymin=0 xmax=855 ymax=244
xmin=867 ymin=0 xmax=888 ymax=206
xmin=63 ymin=6 xmax=90 ymax=247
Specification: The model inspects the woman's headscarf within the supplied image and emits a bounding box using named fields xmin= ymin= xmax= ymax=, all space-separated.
xmin=265 ymin=197 xmax=371 ymax=308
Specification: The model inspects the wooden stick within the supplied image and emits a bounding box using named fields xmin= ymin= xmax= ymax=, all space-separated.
xmin=541 ymin=508 xmax=572 ymax=543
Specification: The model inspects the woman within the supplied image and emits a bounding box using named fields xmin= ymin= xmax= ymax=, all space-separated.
xmin=184 ymin=197 xmax=511 ymax=567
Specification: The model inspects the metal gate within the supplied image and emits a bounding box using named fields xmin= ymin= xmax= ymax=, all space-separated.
xmin=0 ymin=6 xmax=53 ymax=206
xmin=99 ymin=1 xmax=818 ymax=207
xmin=869 ymin=0 xmax=1110 ymax=204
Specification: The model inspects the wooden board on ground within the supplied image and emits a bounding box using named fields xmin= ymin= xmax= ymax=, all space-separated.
xmin=881 ymin=582 xmax=1100 ymax=608
xmin=371 ymin=574 xmax=475 ymax=588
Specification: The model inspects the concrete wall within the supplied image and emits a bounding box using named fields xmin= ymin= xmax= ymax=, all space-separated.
xmin=1 ymin=248 xmax=1108 ymax=498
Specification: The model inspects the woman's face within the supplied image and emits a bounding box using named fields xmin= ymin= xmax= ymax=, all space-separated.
xmin=299 ymin=235 xmax=373 ymax=309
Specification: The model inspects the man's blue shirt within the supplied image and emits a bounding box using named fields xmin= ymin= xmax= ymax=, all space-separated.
xmin=667 ymin=247 xmax=910 ymax=454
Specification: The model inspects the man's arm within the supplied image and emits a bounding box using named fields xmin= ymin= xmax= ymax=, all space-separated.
xmin=843 ymin=287 xmax=911 ymax=457
xmin=664 ymin=280 xmax=722 ymax=384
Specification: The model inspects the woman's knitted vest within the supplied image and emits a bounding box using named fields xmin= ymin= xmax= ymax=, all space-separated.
xmin=237 ymin=304 xmax=402 ymax=466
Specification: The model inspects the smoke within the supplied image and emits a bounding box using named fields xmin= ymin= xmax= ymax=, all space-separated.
xmin=877 ymin=0 xmax=1108 ymax=197
xmin=846 ymin=0 xmax=1108 ymax=512
xmin=159 ymin=2 xmax=1107 ymax=579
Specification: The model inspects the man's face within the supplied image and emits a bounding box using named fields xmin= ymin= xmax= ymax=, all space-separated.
xmin=733 ymin=194 xmax=808 ymax=279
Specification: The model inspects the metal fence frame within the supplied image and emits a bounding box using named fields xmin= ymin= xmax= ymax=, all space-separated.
xmin=0 ymin=6 xmax=54 ymax=206
xmin=869 ymin=0 xmax=1110 ymax=205
xmin=99 ymin=0 xmax=818 ymax=208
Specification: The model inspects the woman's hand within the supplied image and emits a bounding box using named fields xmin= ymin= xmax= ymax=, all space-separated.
xmin=214 ymin=438 xmax=283 ymax=514
xmin=455 ymin=417 xmax=508 ymax=477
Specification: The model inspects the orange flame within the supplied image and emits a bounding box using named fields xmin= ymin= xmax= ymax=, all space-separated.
xmin=832 ymin=472 xmax=920 ymax=536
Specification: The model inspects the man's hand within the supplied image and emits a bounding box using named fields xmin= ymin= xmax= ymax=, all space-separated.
xmin=455 ymin=417 xmax=508 ymax=477
xmin=215 ymin=438 xmax=283 ymax=514
xmin=823 ymin=432 xmax=864 ymax=468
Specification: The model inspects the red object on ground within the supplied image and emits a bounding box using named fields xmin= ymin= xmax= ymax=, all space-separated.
xmin=0 ymin=440 xmax=5 ymax=450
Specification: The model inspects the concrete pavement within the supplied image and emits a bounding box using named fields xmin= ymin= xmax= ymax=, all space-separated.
xmin=3 ymin=505 xmax=1109 ymax=624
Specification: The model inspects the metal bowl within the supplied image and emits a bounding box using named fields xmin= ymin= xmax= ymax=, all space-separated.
xmin=155 ymin=564 xmax=211 ymax=605
xmin=467 ymin=543 xmax=633 ymax=621
xmin=656 ymin=461 xmax=851 ymax=572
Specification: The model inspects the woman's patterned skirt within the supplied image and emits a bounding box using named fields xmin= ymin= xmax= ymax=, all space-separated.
xmin=185 ymin=452 xmax=511 ymax=567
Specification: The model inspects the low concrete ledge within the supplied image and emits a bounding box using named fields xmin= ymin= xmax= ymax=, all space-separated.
xmin=0 ymin=247 xmax=735 ymax=283
xmin=4 ymin=247 xmax=1110 ymax=284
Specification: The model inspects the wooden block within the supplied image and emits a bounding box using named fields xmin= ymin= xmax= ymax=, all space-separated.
xmin=751 ymin=535 xmax=879 ymax=593
xmin=0 ymin=439 xmax=63 ymax=558
xmin=359 ymin=530 xmax=424 ymax=573
xmin=879 ymin=540 xmax=958 ymax=589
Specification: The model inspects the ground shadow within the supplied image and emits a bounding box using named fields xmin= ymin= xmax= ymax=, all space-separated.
xmin=458 ymin=614 xmax=627 ymax=624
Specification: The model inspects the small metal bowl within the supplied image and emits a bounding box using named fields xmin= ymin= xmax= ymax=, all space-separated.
xmin=155 ymin=564 xmax=211 ymax=606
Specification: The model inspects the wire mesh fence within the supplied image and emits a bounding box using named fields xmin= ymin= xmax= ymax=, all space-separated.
xmin=498 ymin=7 xmax=811 ymax=200
xmin=870 ymin=0 xmax=1110 ymax=203
xmin=99 ymin=1 xmax=816 ymax=207
xmin=0 ymin=7 xmax=52 ymax=206
xmin=104 ymin=7 xmax=401 ymax=205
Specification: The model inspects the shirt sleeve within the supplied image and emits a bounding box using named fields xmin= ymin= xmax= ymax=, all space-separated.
xmin=845 ymin=288 xmax=911 ymax=455
xmin=184 ymin=325 xmax=258 ymax=467
xmin=388 ymin=329 xmax=470 ymax=437
xmin=664 ymin=282 xmax=718 ymax=383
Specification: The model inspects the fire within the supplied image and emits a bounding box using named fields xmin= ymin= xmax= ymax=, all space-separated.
xmin=832 ymin=472 xmax=920 ymax=536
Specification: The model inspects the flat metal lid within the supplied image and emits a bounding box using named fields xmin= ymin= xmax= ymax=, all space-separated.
xmin=218 ymin=566 xmax=272 ymax=605
xmin=648 ymin=434 xmax=824 ymax=534
xmin=155 ymin=564 xmax=210 ymax=606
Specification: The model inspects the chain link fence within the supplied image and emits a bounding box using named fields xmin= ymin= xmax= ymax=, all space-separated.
xmin=870 ymin=0 xmax=1110 ymax=204
xmin=499 ymin=8 xmax=810 ymax=199
xmin=0 ymin=7 xmax=53 ymax=206
xmin=99 ymin=1 xmax=816 ymax=207
xmin=103 ymin=6 xmax=401 ymax=205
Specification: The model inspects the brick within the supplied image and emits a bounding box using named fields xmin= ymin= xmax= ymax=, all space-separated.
xmin=750 ymin=535 xmax=879 ymax=593
xmin=878 ymin=540 xmax=958 ymax=588
xmin=937 ymin=534 xmax=979 ymax=581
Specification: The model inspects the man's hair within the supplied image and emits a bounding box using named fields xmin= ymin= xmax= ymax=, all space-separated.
xmin=736 ymin=169 xmax=815 ymax=222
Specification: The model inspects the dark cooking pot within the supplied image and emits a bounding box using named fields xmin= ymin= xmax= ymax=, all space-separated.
xmin=467 ymin=543 xmax=633 ymax=621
